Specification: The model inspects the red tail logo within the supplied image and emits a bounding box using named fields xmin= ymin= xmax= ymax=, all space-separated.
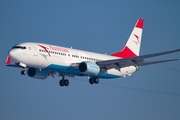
xmin=134 ymin=34 xmax=140 ymax=43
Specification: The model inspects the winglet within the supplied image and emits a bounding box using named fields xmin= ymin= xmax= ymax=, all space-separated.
xmin=6 ymin=56 xmax=11 ymax=65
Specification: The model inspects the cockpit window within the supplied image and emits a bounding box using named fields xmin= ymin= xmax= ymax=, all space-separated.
xmin=12 ymin=46 xmax=26 ymax=50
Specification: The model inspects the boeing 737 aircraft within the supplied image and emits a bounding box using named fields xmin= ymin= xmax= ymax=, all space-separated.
xmin=6 ymin=19 xmax=180 ymax=87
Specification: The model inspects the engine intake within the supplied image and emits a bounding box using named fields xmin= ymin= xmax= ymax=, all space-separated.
xmin=78 ymin=61 xmax=100 ymax=76
xmin=27 ymin=67 xmax=49 ymax=79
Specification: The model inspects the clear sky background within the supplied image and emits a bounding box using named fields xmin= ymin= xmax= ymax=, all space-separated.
xmin=0 ymin=1 xmax=180 ymax=120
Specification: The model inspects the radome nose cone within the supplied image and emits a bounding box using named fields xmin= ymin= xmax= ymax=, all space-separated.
xmin=8 ymin=49 xmax=18 ymax=61
xmin=8 ymin=50 xmax=14 ymax=58
xmin=8 ymin=49 xmax=20 ymax=63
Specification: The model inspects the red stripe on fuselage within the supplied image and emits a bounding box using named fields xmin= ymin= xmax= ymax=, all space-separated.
xmin=111 ymin=46 xmax=137 ymax=58
xmin=38 ymin=44 xmax=51 ymax=57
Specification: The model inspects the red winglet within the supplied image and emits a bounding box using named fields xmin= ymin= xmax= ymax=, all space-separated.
xmin=135 ymin=19 xmax=144 ymax=29
xmin=6 ymin=56 xmax=11 ymax=64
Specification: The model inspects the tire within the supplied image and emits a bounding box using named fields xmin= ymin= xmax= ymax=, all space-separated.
xmin=64 ymin=79 xmax=69 ymax=86
xmin=21 ymin=70 xmax=26 ymax=75
xmin=59 ymin=80 xmax=64 ymax=87
xmin=89 ymin=77 xmax=94 ymax=84
xmin=94 ymin=77 xmax=99 ymax=84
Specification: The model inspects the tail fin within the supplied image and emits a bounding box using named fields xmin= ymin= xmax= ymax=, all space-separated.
xmin=111 ymin=19 xmax=144 ymax=58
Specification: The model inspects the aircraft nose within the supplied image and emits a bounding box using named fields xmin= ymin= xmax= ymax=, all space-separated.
xmin=8 ymin=49 xmax=19 ymax=62
xmin=8 ymin=49 xmax=14 ymax=58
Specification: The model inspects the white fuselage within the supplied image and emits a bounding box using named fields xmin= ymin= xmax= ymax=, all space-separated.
xmin=8 ymin=42 xmax=140 ymax=78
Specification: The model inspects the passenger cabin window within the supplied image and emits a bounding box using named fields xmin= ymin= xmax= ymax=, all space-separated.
xmin=39 ymin=49 xmax=68 ymax=57
xmin=38 ymin=49 xmax=103 ymax=61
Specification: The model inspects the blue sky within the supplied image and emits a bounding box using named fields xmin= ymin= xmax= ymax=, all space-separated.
xmin=1 ymin=1 xmax=180 ymax=120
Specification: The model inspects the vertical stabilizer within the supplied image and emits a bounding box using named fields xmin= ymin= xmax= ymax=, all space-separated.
xmin=111 ymin=19 xmax=144 ymax=58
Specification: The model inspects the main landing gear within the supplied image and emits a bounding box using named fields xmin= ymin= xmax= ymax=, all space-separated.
xmin=59 ymin=75 xmax=69 ymax=87
xmin=89 ymin=77 xmax=99 ymax=84
xmin=59 ymin=76 xmax=99 ymax=87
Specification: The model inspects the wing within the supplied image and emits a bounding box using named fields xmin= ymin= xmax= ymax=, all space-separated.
xmin=96 ymin=49 xmax=180 ymax=73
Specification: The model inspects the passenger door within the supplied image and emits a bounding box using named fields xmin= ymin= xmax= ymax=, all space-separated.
xmin=33 ymin=45 xmax=38 ymax=56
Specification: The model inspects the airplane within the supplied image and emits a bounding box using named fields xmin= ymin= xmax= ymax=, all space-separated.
xmin=6 ymin=19 xmax=180 ymax=87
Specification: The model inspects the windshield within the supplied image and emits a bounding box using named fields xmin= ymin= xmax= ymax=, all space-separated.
xmin=12 ymin=45 xmax=26 ymax=50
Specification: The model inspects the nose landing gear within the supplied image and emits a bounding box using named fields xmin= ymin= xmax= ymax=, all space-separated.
xmin=21 ymin=69 xmax=26 ymax=75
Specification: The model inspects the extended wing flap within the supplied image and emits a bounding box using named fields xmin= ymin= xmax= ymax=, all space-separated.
xmin=100 ymin=60 xmax=136 ymax=73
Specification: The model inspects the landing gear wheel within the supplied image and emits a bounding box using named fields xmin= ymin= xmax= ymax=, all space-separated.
xmin=89 ymin=77 xmax=99 ymax=85
xmin=59 ymin=80 xmax=64 ymax=87
xmin=64 ymin=79 xmax=69 ymax=86
xmin=94 ymin=77 xmax=99 ymax=84
xmin=89 ymin=77 xmax=94 ymax=84
xmin=59 ymin=79 xmax=69 ymax=87
xmin=21 ymin=70 xmax=26 ymax=75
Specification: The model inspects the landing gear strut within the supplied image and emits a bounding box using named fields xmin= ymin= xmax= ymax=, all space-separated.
xmin=89 ymin=77 xmax=99 ymax=84
xmin=59 ymin=75 xmax=69 ymax=87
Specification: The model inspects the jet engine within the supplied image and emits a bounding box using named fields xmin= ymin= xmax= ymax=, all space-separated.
xmin=78 ymin=61 xmax=100 ymax=76
xmin=27 ymin=67 xmax=49 ymax=79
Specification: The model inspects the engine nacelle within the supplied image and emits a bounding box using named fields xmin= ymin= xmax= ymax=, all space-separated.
xmin=27 ymin=67 xmax=49 ymax=79
xmin=78 ymin=61 xmax=100 ymax=76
